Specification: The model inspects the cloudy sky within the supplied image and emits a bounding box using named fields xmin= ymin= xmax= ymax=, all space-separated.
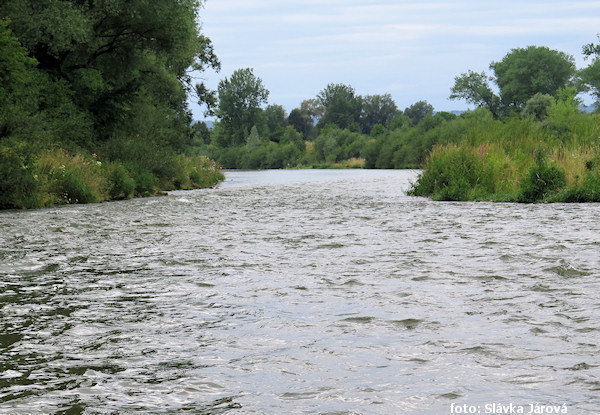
xmin=191 ymin=0 xmax=600 ymax=120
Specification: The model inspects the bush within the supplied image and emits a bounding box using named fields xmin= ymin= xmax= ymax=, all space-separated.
xmin=36 ymin=149 xmax=106 ymax=205
xmin=408 ymin=144 xmax=496 ymax=201
xmin=554 ymin=160 xmax=600 ymax=202
xmin=106 ymin=163 xmax=135 ymax=199
xmin=187 ymin=156 xmax=224 ymax=188
xmin=58 ymin=169 xmax=100 ymax=204
xmin=131 ymin=168 xmax=156 ymax=197
xmin=517 ymin=157 xmax=566 ymax=202
xmin=0 ymin=141 xmax=42 ymax=209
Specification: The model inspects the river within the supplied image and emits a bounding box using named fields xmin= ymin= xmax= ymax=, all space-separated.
xmin=1 ymin=169 xmax=599 ymax=414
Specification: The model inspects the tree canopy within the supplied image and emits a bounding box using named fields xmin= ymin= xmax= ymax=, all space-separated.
xmin=580 ymin=35 xmax=600 ymax=106
xmin=360 ymin=94 xmax=398 ymax=134
xmin=491 ymin=46 xmax=575 ymax=108
xmin=1 ymin=0 xmax=220 ymax=142
xmin=215 ymin=68 xmax=269 ymax=147
xmin=450 ymin=46 xmax=576 ymax=116
xmin=450 ymin=70 xmax=501 ymax=117
xmin=317 ymin=83 xmax=362 ymax=130
xmin=404 ymin=100 xmax=434 ymax=125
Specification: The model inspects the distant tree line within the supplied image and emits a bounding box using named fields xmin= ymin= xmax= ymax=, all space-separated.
xmin=198 ymin=44 xmax=600 ymax=171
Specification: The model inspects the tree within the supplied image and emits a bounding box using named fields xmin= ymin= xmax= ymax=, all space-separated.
xmin=359 ymin=94 xmax=398 ymax=134
xmin=264 ymin=104 xmax=287 ymax=141
xmin=404 ymin=101 xmax=434 ymax=125
xmin=580 ymin=35 xmax=600 ymax=106
xmin=0 ymin=1 xmax=224 ymax=208
xmin=317 ymin=83 xmax=361 ymax=130
xmin=216 ymin=68 xmax=269 ymax=147
xmin=192 ymin=121 xmax=211 ymax=145
xmin=0 ymin=18 xmax=36 ymax=138
xmin=301 ymin=99 xmax=325 ymax=122
xmin=288 ymin=99 xmax=323 ymax=140
xmin=1 ymin=0 xmax=220 ymax=143
xmin=245 ymin=125 xmax=262 ymax=153
xmin=491 ymin=46 xmax=575 ymax=108
xmin=522 ymin=93 xmax=554 ymax=121
xmin=288 ymin=108 xmax=312 ymax=140
xmin=450 ymin=70 xmax=501 ymax=118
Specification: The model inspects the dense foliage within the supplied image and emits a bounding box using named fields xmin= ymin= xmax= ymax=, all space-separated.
xmin=407 ymin=44 xmax=600 ymax=203
xmin=197 ymin=41 xmax=600 ymax=203
xmin=0 ymin=1 xmax=223 ymax=209
xmin=409 ymin=90 xmax=600 ymax=202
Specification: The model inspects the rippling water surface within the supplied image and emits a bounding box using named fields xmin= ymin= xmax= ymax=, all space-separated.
xmin=1 ymin=169 xmax=599 ymax=414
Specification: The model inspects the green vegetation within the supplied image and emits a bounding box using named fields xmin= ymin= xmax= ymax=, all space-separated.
xmin=3 ymin=2 xmax=600 ymax=207
xmin=409 ymin=43 xmax=600 ymax=203
xmin=0 ymin=1 xmax=223 ymax=209
xmin=409 ymin=89 xmax=600 ymax=202
xmin=195 ymin=43 xmax=600 ymax=205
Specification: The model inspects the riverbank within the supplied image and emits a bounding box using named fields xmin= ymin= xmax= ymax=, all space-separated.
xmin=408 ymin=142 xmax=600 ymax=203
xmin=1 ymin=148 xmax=224 ymax=210
xmin=408 ymin=94 xmax=600 ymax=202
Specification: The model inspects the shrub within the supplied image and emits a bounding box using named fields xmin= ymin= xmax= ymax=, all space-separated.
xmin=516 ymin=156 xmax=566 ymax=202
xmin=131 ymin=168 xmax=156 ymax=197
xmin=408 ymin=144 xmax=496 ymax=201
xmin=554 ymin=160 xmax=600 ymax=202
xmin=106 ymin=163 xmax=135 ymax=199
xmin=0 ymin=141 xmax=42 ymax=209
xmin=58 ymin=169 xmax=100 ymax=204
xmin=522 ymin=93 xmax=554 ymax=121
xmin=188 ymin=156 xmax=224 ymax=188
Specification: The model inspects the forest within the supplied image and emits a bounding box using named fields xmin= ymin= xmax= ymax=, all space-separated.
xmin=3 ymin=1 xmax=600 ymax=208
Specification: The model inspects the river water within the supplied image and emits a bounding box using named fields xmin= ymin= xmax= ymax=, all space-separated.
xmin=1 ymin=169 xmax=599 ymax=414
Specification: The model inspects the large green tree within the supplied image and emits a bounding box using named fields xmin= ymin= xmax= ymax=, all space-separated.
xmin=288 ymin=99 xmax=323 ymax=140
xmin=0 ymin=19 xmax=36 ymax=138
xmin=0 ymin=1 xmax=223 ymax=209
xmin=0 ymin=0 xmax=219 ymax=144
xmin=580 ymin=35 xmax=600 ymax=106
xmin=451 ymin=46 xmax=575 ymax=116
xmin=264 ymin=104 xmax=287 ymax=141
xmin=450 ymin=70 xmax=501 ymax=117
xmin=317 ymin=83 xmax=361 ymax=130
xmin=491 ymin=46 xmax=575 ymax=108
xmin=359 ymin=94 xmax=398 ymax=134
xmin=215 ymin=67 xmax=269 ymax=147
xmin=404 ymin=100 xmax=434 ymax=125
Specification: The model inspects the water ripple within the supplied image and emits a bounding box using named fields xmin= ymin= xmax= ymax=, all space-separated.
xmin=1 ymin=170 xmax=599 ymax=413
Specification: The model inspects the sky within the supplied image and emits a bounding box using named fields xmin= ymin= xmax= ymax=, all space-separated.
xmin=190 ymin=0 xmax=600 ymax=120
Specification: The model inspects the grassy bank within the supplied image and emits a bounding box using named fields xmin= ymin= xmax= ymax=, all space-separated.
xmin=0 ymin=147 xmax=224 ymax=209
xmin=408 ymin=95 xmax=600 ymax=202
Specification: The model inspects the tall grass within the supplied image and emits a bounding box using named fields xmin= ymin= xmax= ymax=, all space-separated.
xmin=36 ymin=149 xmax=106 ymax=205
xmin=1 ymin=148 xmax=224 ymax=209
xmin=409 ymin=103 xmax=600 ymax=202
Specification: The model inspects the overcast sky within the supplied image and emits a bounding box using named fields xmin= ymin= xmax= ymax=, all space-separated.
xmin=191 ymin=0 xmax=600 ymax=120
